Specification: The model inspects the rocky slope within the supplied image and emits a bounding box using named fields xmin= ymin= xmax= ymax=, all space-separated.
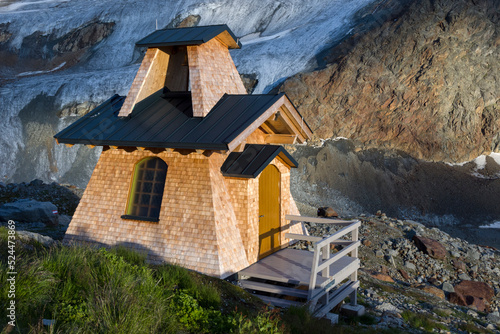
xmin=280 ymin=0 xmax=499 ymax=163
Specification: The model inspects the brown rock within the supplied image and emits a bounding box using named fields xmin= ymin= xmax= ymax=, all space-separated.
xmin=418 ymin=285 xmax=445 ymax=300
xmin=452 ymin=260 xmax=466 ymax=271
xmin=449 ymin=292 xmax=467 ymax=306
xmin=362 ymin=239 xmax=372 ymax=247
xmin=399 ymin=269 xmax=410 ymax=280
xmin=317 ymin=207 xmax=338 ymax=218
xmin=369 ymin=271 xmax=395 ymax=283
xmin=454 ymin=280 xmax=494 ymax=302
xmin=412 ymin=236 xmax=447 ymax=260
xmin=465 ymin=295 xmax=487 ymax=312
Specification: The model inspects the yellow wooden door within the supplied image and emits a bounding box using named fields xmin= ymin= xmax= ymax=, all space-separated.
xmin=259 ymin=164 xmax=281 ymax=259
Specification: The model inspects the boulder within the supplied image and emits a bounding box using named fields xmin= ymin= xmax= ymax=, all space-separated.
xmin=412 ymin=236 xmax=447 ymax=260
xmin=448 ymin=280 xmax=494 ymax=312
xmin=418 ymin=285 xmax=445 ymax=300
xmin=442 ymin=282 xmax=455 ymax=293
xmin=0 ymin=199 xmax=59 ymax=226
xmin=449 ymin=292 xmax=467 ymax=307
xmin=317 ymin=207 xmax=338 ymax=218
xmin=454 ymin=280 xmax=494 ymax=302
xmin=17 ymin=231 xmax=55 ymax=246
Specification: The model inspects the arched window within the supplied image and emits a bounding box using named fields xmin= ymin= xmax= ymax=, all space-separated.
xmin=122 ymin=157 xmax=167 ymax=222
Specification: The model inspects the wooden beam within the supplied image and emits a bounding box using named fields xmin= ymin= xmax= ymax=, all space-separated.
xmin=277 ymin=106 xmax=307 ymax=143
xmin=264 ymin=134 xmax=297 ymax=144
xmin=285 ymin=233 xmax=322 ymax=242
xmin=259 ymin=122 xmax=275 ymax=134
xmin=233 ymin=141 xmax=246 ymax=152
xmin=282 ymin=98 xmax=313 ymax=140
xmin=286 ymin=214 xmax=359 ymax=226
xmin=227 ymin=95 xmax=286 ymax=151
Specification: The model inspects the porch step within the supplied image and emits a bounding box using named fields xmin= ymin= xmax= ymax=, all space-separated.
xmin=313 ymin=280 xmax=359 ymax=318
xmin=257 ymin=295 xmax=303 ymax=308
xmin=240 ymin=280 xmax=309 ymax=298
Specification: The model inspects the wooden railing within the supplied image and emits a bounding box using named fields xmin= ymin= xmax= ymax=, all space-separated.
xmin=284 ymin=215 xmax=361 ymax=315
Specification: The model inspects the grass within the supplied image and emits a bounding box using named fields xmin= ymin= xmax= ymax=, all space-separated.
xmin=401 ymin=310 xmax=448 ymax=333
xmin=459 ymin=322 xmax=490 ymax=333
xmin=0 ymin=227 xmax=286 ymax=334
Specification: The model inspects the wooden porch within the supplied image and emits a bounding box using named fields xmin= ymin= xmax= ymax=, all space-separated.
xmin=238 ymin=215 xmax=362 ymax=318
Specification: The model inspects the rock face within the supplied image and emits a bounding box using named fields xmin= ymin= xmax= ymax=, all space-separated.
xmin=0 ymin=199 xmax=59 ymax=226
xmin=0 ymin=20 xmax=115 ymax=77
xmin=281 ymin=0 xmax=499 ymax=162
xmin=412 ymin=236 xmax=447 ymax=259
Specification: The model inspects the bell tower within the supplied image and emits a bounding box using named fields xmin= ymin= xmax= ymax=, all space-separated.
xmin=118 ymin=25 xmax=246 ymax=118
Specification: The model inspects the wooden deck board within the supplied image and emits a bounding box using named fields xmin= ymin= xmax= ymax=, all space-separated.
xmin=239 ymin=248 xmax=357 ymax=287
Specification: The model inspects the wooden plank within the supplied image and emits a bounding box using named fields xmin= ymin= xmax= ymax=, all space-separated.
xmin=240 ymin=280 xmax=308 ymax=298
xmin=313 ymin=281 xmax=359 ymax=317
xmin=264 ymin=134 xmax=297 ymax=144
xmin=277 ymin=106 xmax=307 ymax=143
xmin=258 ymin=295 xmax=303 ymax=308
xmin=286 ymin=214 xmax=359 ymax=226
xmin=330 ymin=259 xmax=360 ymax=288
xmin=239 ymin=248 xmax=329 ymax=286
xmin=317 ymin=241 xmax=360 ymax=272
xmin=284 ymin=233 xmax=322 ymax=242
xmin=282 ymin=98 xmax=313 ymax=140
xmin=315 ymin=222 xmax=361 ymax=248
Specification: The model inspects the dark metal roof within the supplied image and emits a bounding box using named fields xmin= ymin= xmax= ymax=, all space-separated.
xmin=54 ymin=90 xmax=286 ymax=151
xmin=221 ymin=144 xmax=298 ymax=178
xmin=136 ymin=24 xmax=241 ymax=48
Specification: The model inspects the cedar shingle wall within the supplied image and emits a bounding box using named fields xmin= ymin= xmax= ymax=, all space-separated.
xmin=188 ymin=39 xmax=246 ymax=117
xmin=119 ymin=48 xmax=167 ymax=117
xmin=225 ymin=156 xmax=303 ymax=265
xmin=65 ymin=149 xmax=248 ymax=278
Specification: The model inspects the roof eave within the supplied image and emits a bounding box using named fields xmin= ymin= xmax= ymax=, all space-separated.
xmin=54 ymin=139 xmax=228 ymax=151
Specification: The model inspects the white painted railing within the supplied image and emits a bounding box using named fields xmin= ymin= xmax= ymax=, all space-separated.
xmin=284 ymin=214 xmax=361 ymax=315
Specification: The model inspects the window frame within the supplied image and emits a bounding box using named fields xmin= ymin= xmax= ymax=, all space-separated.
xmin=121 ymin=157 xmax=167 ymax=223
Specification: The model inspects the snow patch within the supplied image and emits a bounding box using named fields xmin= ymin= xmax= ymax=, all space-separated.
xmin=479 ymin=221 xmax=500 ymax=229
xmin=240 ymin=27 xmax=294 ymax=45
xmin=474 ymin=155 xmax=487 ymax=170
xmin=0 ymin=0 xmax=68 ymax=13
xmin=17 ymin=62 xmax=66 ymax=77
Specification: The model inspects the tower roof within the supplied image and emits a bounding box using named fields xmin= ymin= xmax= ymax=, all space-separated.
xmin=136 ymin=24 xmax=241 ymax=49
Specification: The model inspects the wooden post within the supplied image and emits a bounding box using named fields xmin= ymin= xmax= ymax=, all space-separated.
xmin=350 ymin=226 xmax=359 ymax=306
xmin=321 ymin=244 xmax=329 ymax=277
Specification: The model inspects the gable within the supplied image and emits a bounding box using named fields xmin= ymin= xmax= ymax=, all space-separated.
xmin=221 ymin=144 xmax=298 ymax=178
